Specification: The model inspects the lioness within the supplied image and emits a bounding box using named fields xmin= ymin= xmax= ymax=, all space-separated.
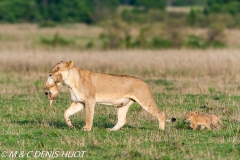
xmin=186 ymin=111 xmax=223 ymax=130
xmin=185 ymin=113 xmax=211 ymax=130
xmin=45 ymin=61 xmax=175 ymax=131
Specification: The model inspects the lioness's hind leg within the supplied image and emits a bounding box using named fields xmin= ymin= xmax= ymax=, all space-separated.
xmin=108 ymin=100 xmax=134 ymax=131
xmin=138 ymin=103 xmax=165 ymax=130
xmin=64 ymin=102 xmax=84 ymax=128
xmin=133 ymin=92 xmax=165 ymax=130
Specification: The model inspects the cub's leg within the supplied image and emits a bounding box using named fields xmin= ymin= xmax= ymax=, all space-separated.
xmin=211 ymin=123 xmax=219 ymax=130
xmin=213 ymin=123 xmax=220 ymax=130
xmin=215 ymin=117 xmax=223 ymax=130
xmin=205 ymin=123 xmax=212 ymax=130
xmin=108 ymin=100 xmax=134 ymax=131
xmin=64 ymin=102 xmax=85 ymax=128
xmin=82 ymin=100 xmax=96 ymax=131
xmin=200 ymin=126 xmax=206 ymax=130
xmin=190 ymin=123 xmax=193 ymax=129
xmin=192 ymin=124 xmax=198 ymax=130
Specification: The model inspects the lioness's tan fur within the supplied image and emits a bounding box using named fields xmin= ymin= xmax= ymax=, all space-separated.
xmin=186 ymin=111 xmax=223 ymax=130
xmin=185 ymin=113 xmax=212 ymax=130
xmin=45 ymin=61 xmax=167 ymax=131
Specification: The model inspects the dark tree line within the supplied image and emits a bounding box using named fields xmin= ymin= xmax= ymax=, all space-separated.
xmin=205 ymin=0 xmax=240 ymax=15
xmin=0 ymin=0 xmax=169 ymax=23
xmin=0 ymin=0 xmax=238 ymax=23
xmin=0 ymin=0 xmax=119 ymax=23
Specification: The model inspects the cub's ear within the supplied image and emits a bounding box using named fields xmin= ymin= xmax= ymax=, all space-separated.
xmin=67 ymin=61 xmax=74 ymax=68
xmin=195 ymin=111 xmax=199 ymax=114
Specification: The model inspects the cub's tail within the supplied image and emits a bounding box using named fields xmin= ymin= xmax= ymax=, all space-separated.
xmin=218 ymin=118 xmax=223 ymax=126
xmin=165 ymin=118 xmax=176 ymax=123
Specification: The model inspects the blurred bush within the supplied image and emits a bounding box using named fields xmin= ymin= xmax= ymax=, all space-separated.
xmin=185 ymin=35 xmax=207 ymax=49
xmin=135 ymin=0 xmax=165 ymax=10
xmin=99 ymin=20 xmax=128 ymax=49
xmin=40 ymin=33 xmax=75 ymax=47
xmin=121 ymin=8 xmax=168 ymax=24
xmin=98 ymin=17 xmax=226 ymax=50
xmin=149 ymin=37 xmax=172 ymax=49
xmin=205 ymin=0 xmax=240 ymax=15
xmin=171 ymin=0 xmax=206 ymax=6
xmin=206 ymin=23 xmax=226 ymax=48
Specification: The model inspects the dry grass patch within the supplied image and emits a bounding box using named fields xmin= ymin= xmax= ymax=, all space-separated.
xmin=2 ymin=49 xmax=240 ymax=95
xmin=0 ymin=24 xmax=102 ymax=50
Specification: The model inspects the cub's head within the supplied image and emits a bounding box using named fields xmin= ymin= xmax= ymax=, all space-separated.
xmin=45 ymin=84 xmax=59 ymax=100
xmin=185 ymin=111 xmax=199 ymax=121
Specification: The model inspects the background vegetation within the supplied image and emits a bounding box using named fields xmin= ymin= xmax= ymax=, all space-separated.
xmin=0 ymin=0 xmax=239 ymax=49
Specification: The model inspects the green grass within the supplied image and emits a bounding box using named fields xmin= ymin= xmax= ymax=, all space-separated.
xmin=0 ymin=91 xmax=239 ymax=159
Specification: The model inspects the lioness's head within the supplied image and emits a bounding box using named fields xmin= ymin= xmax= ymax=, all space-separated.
xmin=49 ymin=61 xmax=74 ymax=76
xmin=45 ymin=61 xmax=73 ymax=89
xmin=44 ymin=73 xmax=63 ymax=90
xmin=185 ymin=111 xmax=199 ymax=121
xmin=44 ymin=61 xmax=73 ymax=99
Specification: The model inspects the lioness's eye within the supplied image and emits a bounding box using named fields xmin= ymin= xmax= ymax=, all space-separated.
xmin=49 ymin=74 xmax=52 ymax=77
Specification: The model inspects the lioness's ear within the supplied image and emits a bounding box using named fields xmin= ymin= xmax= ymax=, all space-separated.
xmin=195 ymin=111 xmax=199 ymax=114
xmin=67 ymin=61 xmax=74 ymax=68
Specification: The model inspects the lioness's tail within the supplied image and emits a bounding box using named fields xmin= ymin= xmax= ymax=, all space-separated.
xmin=165 ymin=118 xmax=176 ymax=123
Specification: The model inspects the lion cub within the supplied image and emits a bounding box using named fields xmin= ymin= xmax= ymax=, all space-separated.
xmin=45 ymin=84 xmax=59 ymax=107
xmin=187 ymin=111 xmax=223 ymax=130
xmin=45 ymin=73 xmax=62 ymax=107
xmin=185 ymin=112 xmax=211 ymax=130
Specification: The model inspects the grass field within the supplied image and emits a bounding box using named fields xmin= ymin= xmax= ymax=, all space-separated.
xmin=1 ymin=49 xmax=240 ymax=160
xmin=0 ymin=24 xmax=240 ymax=159
xmin=0 ymin=86 xmax=239 ymax=159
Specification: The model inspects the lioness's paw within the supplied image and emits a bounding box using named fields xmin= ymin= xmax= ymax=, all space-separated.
xmin=66 ymin=124 xmax=74 ymax=128
xmin=82 ymin=126 xmax=91 ymax=131
xmin=106 ymin=128 xmax=112 ymax=131
xmin=106 ymin=128 xmax=116 ymax=131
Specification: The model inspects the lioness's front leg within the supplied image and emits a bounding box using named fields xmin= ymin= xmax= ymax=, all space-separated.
xmin=64 ymin=102 xmax=85 ymax=128
xmin=82 ymin=100 xmax=96 ymax=131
